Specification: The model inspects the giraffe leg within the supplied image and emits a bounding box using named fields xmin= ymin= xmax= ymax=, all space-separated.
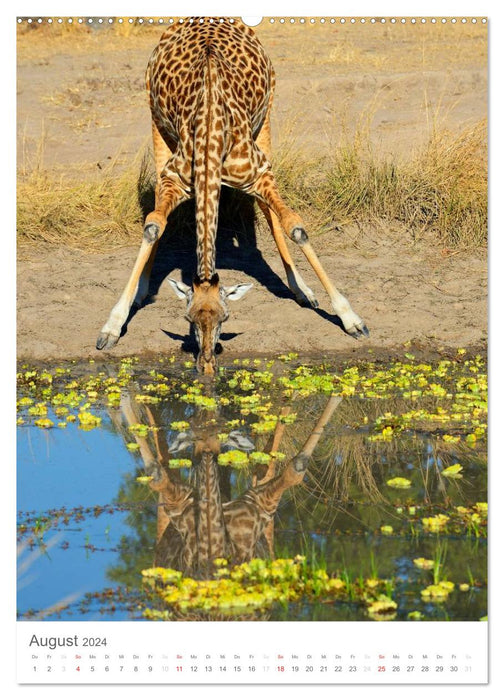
xmin=133 ymin=240 xmax=158 ymax=307
xmin=256 ymin=200 xmax=319 ymax=308
xmin=295 ymin=395 xmax=342 ymax=466
xmin=97 ymin=182 xmax=187 ymax=350
xmin=97 ymin=124 xmax=188 ymax=350
xmin=250 ymin=169 xmax=369 ymax=338
xmin=97 ymin=178 xmax=187 ymax=350
xmin=135 ymin=121 xmax=174 ymax=308
xmin=254 ymin=115 xmax=318 ymax=308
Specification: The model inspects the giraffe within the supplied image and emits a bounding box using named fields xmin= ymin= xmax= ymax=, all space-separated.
xmin=150 ymin=395 xmax=342 ymax=577
xmin=96 ymin=18 xmax=368 ymax=374
xmin=114 ymin=385 xmax=341 ymax=578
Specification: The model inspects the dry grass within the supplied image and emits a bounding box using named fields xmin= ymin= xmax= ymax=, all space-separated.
xmin=16 ymin=18 xmax=162 ymax=59
xmin=17 ymin=149 xmax=154 ymax=251
xmin=322 ymin=119 xmax=487 ymax=247
xmin=256 ymin=19 xmax=487 ymax=73
xmin=18 ymin=18 xmax=487 ymax=71
xmin=17 ymin=118 xmax=487 ymax=252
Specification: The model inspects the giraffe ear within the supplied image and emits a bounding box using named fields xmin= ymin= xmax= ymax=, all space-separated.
xmin=167 ymin=278 xmax=192 ymax=300
xmin=222 ymin=282 xmax=253 ymax=301
xmin=223 ymin=430 xmax=255 ymax=452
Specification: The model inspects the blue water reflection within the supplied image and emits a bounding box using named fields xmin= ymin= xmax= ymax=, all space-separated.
xmin=16 ymin=359 xmax=487 ymax=622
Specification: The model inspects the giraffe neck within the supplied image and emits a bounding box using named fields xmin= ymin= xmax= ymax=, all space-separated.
xmin=194 ymin=47 xmax=225 ymax=281
xmin=194 ymin=450 xmax=227 ymax=571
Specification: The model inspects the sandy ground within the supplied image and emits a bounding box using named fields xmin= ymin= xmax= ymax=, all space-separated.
xmin=16 ymin=18 xmax=488 ymax=362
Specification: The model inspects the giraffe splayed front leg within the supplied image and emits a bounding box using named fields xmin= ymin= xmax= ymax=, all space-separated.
xmin=253 ymin=105 xmax=319 ymax=310
xmin=256 ymin=199 xmax=319 ymax=309
xmin=96 ymin=170 xmax=188 ymax=350
xmin=250 ymin=170 xmax=369 ymax=339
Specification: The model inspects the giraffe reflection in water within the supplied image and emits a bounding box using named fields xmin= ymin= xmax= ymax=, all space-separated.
xmin=115 ymin=390 xmax=341 ymax=579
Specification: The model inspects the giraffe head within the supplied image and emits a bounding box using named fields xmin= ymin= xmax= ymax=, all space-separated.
xmin=167 ymin=273 xmax=252 ymax=375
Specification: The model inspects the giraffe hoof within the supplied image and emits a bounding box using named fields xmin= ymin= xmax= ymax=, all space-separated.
xmin=293 ymin=454 xmax=309 ymax=473
xmin=347 ymin=322 xmax=370 ymax=339
xmin=146 ymin=461 xmax=163 ymax=483
xmin=296 ymin=292 xmax=319 ymax=309
xmin=96 ymin=332 xmax=120 ymax=350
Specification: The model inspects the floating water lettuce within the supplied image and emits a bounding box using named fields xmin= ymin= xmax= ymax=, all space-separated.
xmin=29 ymin=403 xmax=48 ymax=416
xmin=250 ymin=418 xmax=278 ymax=434
xmin=408 ymin=611 xmax=424 ymax=620
xmin=422 ymin=514 xmax=450 ymax=533
xmin=135 ymin=394 xmax=161 ymax=404
xmin=441 ymin=463 xmax=464 ymax=478
xmin=170 ymin=421 xmax=190 ymax=431
xmin=386 ymin=477 xmax=412 ymax=489
xmin=141 ymin=556 xmax=393 ymax=618
xmin=366 ymin=596 xmax=398 ymax=620
xmin=249 ymin=452 xmax=272 ymax=465
xmin=77 ymin=411 xmax=102 ymax=429
xmin=217 ymin=450 xmax=249 ymax=467
xmin=34 ymin=418 xmax=54 ymax=429
xmin=168 ymin=459 xmax=192 ymax=469
xmin=128 ymin=423 xmax=150 ymax=437
xmin=413 ymin=558 xmax=435 ymax=570
xmin=421 ymin=581 xmax=455 ymax=601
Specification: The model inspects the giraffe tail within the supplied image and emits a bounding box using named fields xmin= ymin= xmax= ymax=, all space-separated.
xmin=193 ymin=47 xmax=225 ymax=281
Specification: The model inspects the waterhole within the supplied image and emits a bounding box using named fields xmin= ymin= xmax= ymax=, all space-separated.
xmin=17 ymin=354 xmax=487 ymax=622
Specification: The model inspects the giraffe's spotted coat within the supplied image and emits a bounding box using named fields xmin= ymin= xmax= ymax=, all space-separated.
xmin=146 ymin=19 xmax=273 ymax=279
xmin=97 ymin=17 xmax=368 ymax=370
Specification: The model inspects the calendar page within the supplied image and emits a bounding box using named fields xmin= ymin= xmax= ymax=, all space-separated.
xmin=15 ymin=5 xmax=489 ymax=689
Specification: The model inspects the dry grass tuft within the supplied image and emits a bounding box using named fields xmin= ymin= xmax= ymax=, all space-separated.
xmin=17 ymin=150 xmax=155 ymax=251
xmin=323 ymin=119 xmax=487 ymax=247
xmin=17 ymin=120 xmax=487 ymax=253
xmin=16 ymin=19 xmax=162 ymax=58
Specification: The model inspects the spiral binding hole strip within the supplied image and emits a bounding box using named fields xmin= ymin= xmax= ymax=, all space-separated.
xmin=17 ymin=17 xmax=487 ymax=25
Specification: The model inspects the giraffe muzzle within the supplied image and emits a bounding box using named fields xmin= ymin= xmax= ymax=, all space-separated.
xmin=197 ymin=352 xmax=217 ymax=376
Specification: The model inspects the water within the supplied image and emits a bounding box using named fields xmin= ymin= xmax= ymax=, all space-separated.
xmin=16 ymin=356 xmax=487 ymax=622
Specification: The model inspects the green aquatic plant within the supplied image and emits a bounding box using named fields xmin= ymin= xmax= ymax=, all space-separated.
xmin=217 ymin=450 xmax=250 ymax=468
xmin=140 ymin=556 xmax=395 ymax=618
xmin=441 ymin=463 xmax=464 ymax=478
xmin=135 ymin=475 xmax=153 ymax=483
xmin=77 ymin=410 xmax=102 ymax=430
xmin=366 ymin=596 xmax=398 ymax=621
xmin=413 ymin=557 xmax=435 ymax=570
xmin=249 ymin=452 xmax=272 ymax=465
xmin=16 ymin=352 xmax=487 ymax=622
xmin=421 ymin=581 xmax=455 ymax=602
xmin=422 ymin=514 xmax=450 ymax=533
xmin=386 ymin=477 xmax=412 ymax=489
xmin=16 ymin=353 xmax=488 ymax=453
xmin=170 ymin=421 xmax=190 ymax=431
xmin=168 ymin=459 xmax=192 ymax=469
xmin=408 ymin=611 xmax=425 ymax=620
xmin=34 ymin=418 xmax=54 ymax=429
